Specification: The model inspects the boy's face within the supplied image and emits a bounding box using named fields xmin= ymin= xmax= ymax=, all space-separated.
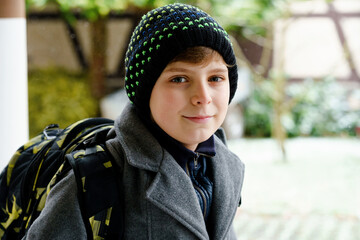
xmin=149 ymin=51 xmax=230 ymax=151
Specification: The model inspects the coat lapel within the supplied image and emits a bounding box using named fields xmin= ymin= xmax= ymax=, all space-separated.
xmin=145 ymin=151 xmax=209 ymax=239
xmin=208 ymin=137 xmax=245 ymax=239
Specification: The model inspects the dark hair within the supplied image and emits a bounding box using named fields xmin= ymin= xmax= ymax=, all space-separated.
xmin=170 ymin=46 xmax=215 ymax=63
xmin=170 ymin=46 xmax=233 ymax=68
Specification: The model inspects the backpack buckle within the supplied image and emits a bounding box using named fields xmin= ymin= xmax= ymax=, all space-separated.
xmin=43 ymin=124 xmax=60 ymax=140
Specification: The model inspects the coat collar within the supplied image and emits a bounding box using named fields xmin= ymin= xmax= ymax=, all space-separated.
xmin=109 ymin=104 xmax=244 ymax=239
xmin=145 ymin=121 xmax=216 ymax=170
xmin=112 ymin=104 xmax=163 ymax=172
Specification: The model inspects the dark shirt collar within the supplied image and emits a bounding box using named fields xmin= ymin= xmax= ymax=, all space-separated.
xmin=137 ymin=112 xmax=216 ymax=170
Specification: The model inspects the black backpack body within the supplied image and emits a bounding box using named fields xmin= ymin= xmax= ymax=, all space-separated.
xmin=0 ymin=118 xmax=123 ymax=240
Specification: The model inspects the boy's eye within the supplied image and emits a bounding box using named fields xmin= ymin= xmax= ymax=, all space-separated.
xmin=209 ymin=76 xmax=223 ymax=82
xmin=171 ymin=77 xmax=187 ymax=83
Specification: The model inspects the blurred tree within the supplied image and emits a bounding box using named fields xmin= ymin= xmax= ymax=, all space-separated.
xmin=224 ymin=0 xmax=300 ymax=161
xmin=227 ymin=0 xmax=341 ymax=161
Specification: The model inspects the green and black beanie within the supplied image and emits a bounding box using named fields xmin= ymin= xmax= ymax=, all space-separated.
xmin=125 ymin=3 xmax=238 ymax=114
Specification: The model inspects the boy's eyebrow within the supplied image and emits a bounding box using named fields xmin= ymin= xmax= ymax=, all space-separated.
xmin=210 ymin=68 xmax=228 ymax=73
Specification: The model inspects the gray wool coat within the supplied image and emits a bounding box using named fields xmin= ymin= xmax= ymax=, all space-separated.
xmin=24 ymin=104 xmax=245 ymax=240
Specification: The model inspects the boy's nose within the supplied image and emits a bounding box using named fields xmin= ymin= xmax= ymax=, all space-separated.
xmin=191 ymin=82 xmax=212 ymax=105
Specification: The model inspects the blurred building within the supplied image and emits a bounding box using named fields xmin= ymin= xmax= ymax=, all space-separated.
xmin=274 ymin=0 xmax=360 ymax=86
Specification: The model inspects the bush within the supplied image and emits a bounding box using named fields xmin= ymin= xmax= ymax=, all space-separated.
xmin=243 ymin=81 xmax=273 ymax=137
xmin=288 ymin=77 xmax=360 ymax=137
xmin=243 ymin=77 xmax=360 ymax=137
xmin=28 ymin=68 xmax=98 ymax=137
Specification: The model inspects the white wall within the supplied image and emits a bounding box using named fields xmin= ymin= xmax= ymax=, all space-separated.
xmin=0 ymin=18 xmax=28 ymax=171
xmin=274 ymin=0 xmax=360 ymax=82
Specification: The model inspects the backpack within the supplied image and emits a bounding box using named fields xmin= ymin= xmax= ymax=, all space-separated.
xmin=0 ymin=118 xmax=123 ymax=240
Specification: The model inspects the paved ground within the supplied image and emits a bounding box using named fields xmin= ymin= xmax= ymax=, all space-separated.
xmin=233 ymin=211 xmax=360 ymax=240
xmin=228 ymin=137 xmax=360 ymax=240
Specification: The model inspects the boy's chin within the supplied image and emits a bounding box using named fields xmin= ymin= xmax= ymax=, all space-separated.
xmin=179 ymin=134 xmax=213 ymax=151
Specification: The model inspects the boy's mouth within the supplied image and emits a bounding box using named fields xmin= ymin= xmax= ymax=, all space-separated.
xmin=183 ymin=115 xmax=213 ymax=123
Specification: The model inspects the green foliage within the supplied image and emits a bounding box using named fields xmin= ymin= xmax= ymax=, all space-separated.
xmin=243 ymin=81 xmax=273 ymax=137
xmin=26 ymin=0 xmax=173 ymax=21
xmin=212 ymin=0 xmax=287 ymax=35
xmin=287 ymin=78 xmax=360 ymax=137
xmin=28 ymin=69 xmax=98 ymax=138
xmin=243 ymin=77 xmax=360 ymax=137
xmin=26 ymin=0 xmax=292 ymax=26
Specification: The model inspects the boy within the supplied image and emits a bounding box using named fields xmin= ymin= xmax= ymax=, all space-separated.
xmin=24 ymin=3 xmax=245 ymax=239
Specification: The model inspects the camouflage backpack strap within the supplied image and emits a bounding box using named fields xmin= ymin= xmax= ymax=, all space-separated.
xmin=66 ymin=129 xmax=123 ymax=240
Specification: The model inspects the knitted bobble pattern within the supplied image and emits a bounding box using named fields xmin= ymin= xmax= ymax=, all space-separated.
xmin=124 ymin=3 xmax=237 ymax=113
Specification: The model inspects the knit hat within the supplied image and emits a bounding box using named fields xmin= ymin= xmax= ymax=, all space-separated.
xmin=124 ymin=3 xmax=238 ymax=114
